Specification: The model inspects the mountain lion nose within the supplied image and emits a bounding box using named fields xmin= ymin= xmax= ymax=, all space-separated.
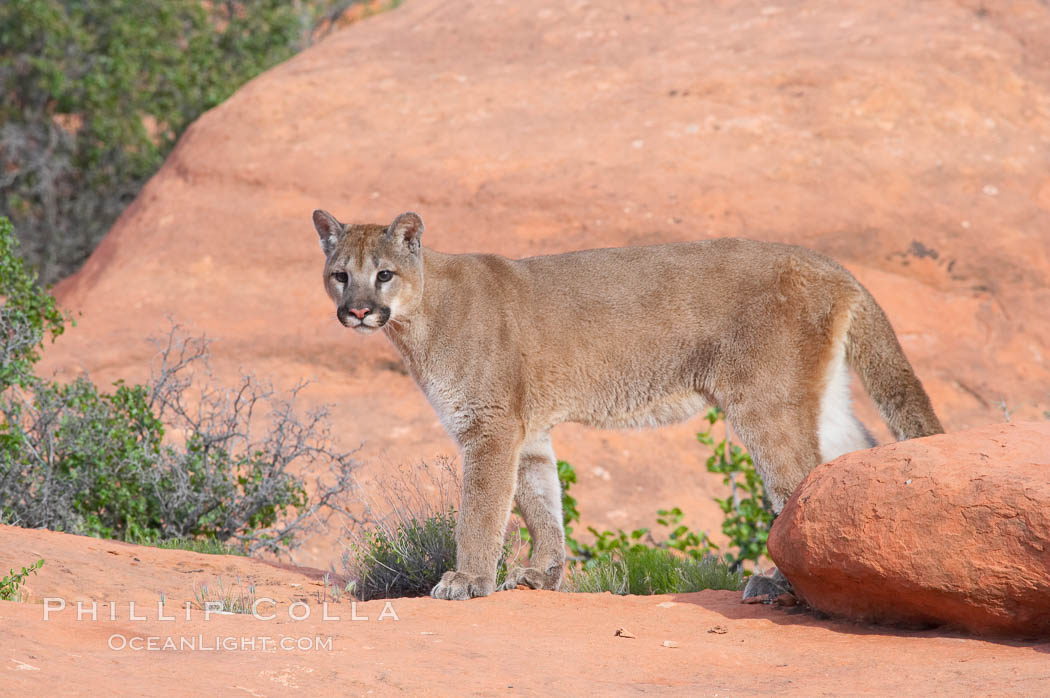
xmin=348 ymin=307 xmax=371 ymax=320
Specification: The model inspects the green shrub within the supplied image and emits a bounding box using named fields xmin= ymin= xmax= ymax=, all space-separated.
xmin=345 ymin=507 xmax=517 ymax=600
xmin=0 ymin=558 xmax=44 ymax=602
xmin=346 ymin=506 xmax=459 ymax=601
xmin=557 ymin=407 xmax=771 ymax=587
xmin=0 ymin=0 xmax=366 ymax=285
xmin=0 ymin=216 xmax=66 ymax=391
xmin=569 ymin=548 xmax=741 ymax=595
xmin=580 ymin=505 xmax=716 ymax=563
xmin=520 ymin=459 xmax=738 ymax=594
xmin=0 ymin=217 xmax=358 ymax=555
xmin=698 ymin=408 xmax=774 ymax=571
xmin=553 ymin=460 xmax=716 ymax=567
xmin=342 ymin=459 xmax=519 ymax=600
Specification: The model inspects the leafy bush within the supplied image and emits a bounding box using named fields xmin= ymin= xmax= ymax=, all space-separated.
xmin=0 ymin=216 xmax=67 ymax=391
xmin=569 ymin=548 xmax=741 ymax=595
xmin=0 ymin=0 xmax=368 ymax=285
xmin=0 ymin=558 xmax=44 ymax=602
xmin=698 ymin=408 xmax=774 ymax=571
xmin=0 ymin=217 xmax=358 ymax=554
xmin=579 ymin=505 xmax=717 ymax=563
xmin=552 ymin=460 xmax=716 ymax=566
xmin=558 ymin=409 xmax=771 ymax=589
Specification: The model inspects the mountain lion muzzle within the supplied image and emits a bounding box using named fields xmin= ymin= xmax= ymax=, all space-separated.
xmin=312 ymin=209 xmax=943 ymax=601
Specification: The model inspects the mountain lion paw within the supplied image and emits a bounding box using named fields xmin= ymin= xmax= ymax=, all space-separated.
xmin=430 ymin=571 xmax=494 ymax=600
xmin=499 ymin=565 xmax=562 ymax=591
xmin=741 ymin=567 xmax=794 ymax=601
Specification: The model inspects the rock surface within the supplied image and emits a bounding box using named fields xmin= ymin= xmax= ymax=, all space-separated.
xmin=769 ymin=421 xmax=1050 ymax=637
xmin=4 ymin=524 xmax=1050 ymax=694
xmin=40 ymin=0 xmax=1050 ymax=569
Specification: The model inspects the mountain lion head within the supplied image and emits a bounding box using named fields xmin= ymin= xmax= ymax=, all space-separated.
xmin=312 ymin=210 xmax=424 ymax=334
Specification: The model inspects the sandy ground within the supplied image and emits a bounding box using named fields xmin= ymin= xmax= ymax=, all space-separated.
xmin=3 ymin=526 xmax=1049 ymax=695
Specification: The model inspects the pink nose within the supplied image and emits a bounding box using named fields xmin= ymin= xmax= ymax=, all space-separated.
xmin=348 ymin=307 xmax=371 ymax=320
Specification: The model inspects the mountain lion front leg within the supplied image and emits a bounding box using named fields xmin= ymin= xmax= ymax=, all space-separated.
xmin=500 ymin=433 xmax=565 ymax=591
xmin=431 ymin=424 xmax=522 ymax=600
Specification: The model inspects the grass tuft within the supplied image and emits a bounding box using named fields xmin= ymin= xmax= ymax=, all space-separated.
xmin=193 ymin=576 xmax=257 ymax=614
xmin=153 ymin=538 xmax=248 ymax=556
xmin=569 ymin=548 xmax=743 ymax=595
xmin=342 ymin=459 xmax=521 ymax=600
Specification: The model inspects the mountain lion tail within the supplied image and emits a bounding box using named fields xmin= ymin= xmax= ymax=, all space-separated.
xmin=845 ymin=288 xmax=944 ymax=440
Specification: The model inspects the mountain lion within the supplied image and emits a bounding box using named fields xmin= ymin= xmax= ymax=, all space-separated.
xmin=312 ymin=209 xmax=943 ymax=601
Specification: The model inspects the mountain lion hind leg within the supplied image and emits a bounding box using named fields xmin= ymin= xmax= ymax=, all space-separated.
xmin=500 ymin=433 xmax=566 ymax=592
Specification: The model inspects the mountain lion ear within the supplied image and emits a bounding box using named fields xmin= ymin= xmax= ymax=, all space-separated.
xmin=312 ymin=209 xmax=344 ymax=257
xmin=388 ymin=212 xmax=424 ymax=253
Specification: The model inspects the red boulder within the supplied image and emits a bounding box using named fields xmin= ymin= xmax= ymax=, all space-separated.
xmin=769 ymin=422 xmax=1050 ymax=637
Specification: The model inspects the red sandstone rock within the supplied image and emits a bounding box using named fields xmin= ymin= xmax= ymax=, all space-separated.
xmin=42 ymin=0 xmax=1050 ymax=570
xmin=769 ymin=422 xmax=1050 ymax=637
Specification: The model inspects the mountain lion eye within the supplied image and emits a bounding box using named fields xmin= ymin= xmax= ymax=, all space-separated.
xmin=376 ymin=270 xmax=393 ymax=283
xmin=332 ymin=271 xmax=348 ymax=284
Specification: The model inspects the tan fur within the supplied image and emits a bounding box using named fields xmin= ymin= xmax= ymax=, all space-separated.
xmin=313 ymin=210 xmax=944 ymax=600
